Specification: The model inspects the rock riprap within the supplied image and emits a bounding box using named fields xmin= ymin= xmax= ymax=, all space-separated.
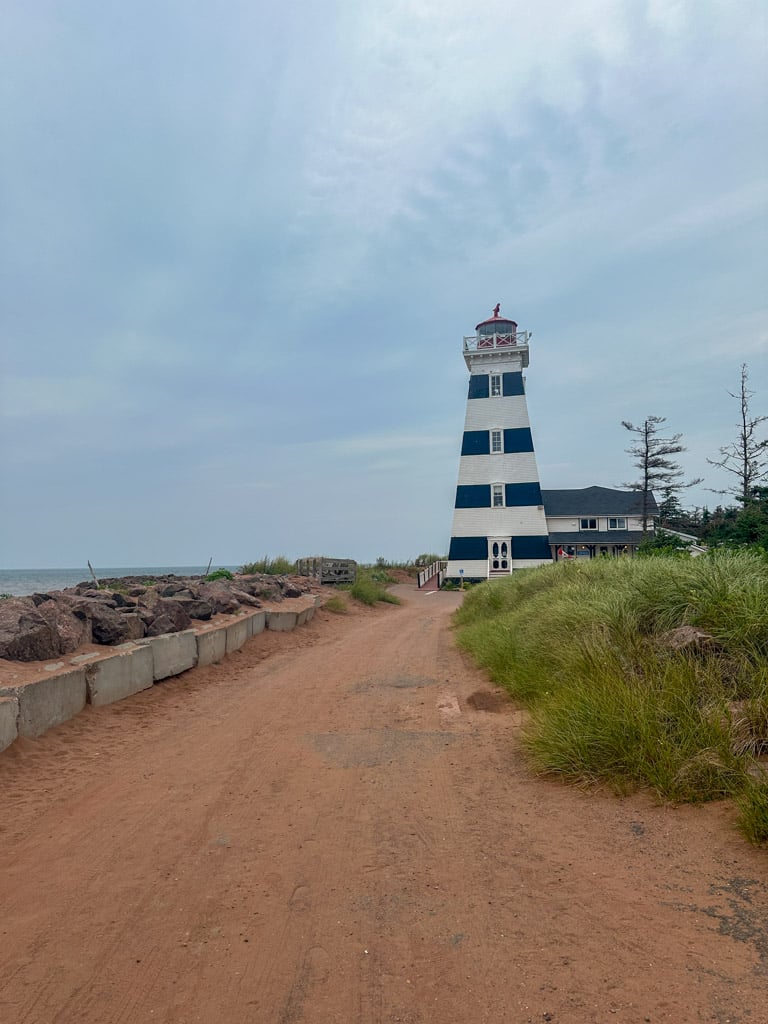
xmin=0 ymin=573 xmax=314 ymax=662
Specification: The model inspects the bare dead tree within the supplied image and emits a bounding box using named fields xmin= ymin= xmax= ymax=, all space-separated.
xmin=622 ymin=416 xmax=702 ymax=535
xmin=707 ymin=363 xmax=767 ymax=504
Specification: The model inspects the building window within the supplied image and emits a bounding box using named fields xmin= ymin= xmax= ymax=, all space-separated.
xmin=490 ymin=429 xmax=502 ymax=453
xmin=580 ymin=518 xmax=598 ymax=530
xmin=608 ymin=517 xmax=627 ymax=530
xmin=492 ymin=483 xmax=504 ymax=507
xmin=490 ymin=374 xmax=501 ymax=397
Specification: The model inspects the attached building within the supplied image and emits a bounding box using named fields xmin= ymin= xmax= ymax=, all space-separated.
xmin=543 ymin=486 xmax=659 ymax=561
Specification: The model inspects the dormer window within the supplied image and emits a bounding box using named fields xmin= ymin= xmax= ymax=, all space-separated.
xmin=580 ymin=518 xmax=598 ymax=530
xmin=608 ymin=517 xmax=627 ymax=530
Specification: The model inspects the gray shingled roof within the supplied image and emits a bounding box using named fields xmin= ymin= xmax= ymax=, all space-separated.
xmin=542 ymin=486 xmax=658 ymax=517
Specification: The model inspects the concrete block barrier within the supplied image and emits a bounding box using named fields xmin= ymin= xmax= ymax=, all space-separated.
xmin=266 ymin=609 xmax=298 ymax=632
xmin=196 ymin=626 xmax=227 ymax=667
xmin=85 ymin=645 xmax=154 ymax=708
xmin=225 ymin=618 xmax=249 ymax=655
xmin=248 ymin=611 xmax=266 ymax=637
xmin=297 ymin=606 xmax=315 ymax=626
xmin=0 ymin=696 xmax=19 ymax=753
xmin=146 ymin=630 xmax=198 ymax=681
xmin=0 ymin=668 xmax=87 ymax=738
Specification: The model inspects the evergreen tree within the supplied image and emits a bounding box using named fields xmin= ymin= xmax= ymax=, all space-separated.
xmin=707 ymin=363 xmax=767 ymax=504
xmin=622 ymin=416 xmax=702 ymax=535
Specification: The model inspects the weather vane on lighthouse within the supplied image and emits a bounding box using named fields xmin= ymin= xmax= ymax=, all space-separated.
xmin=492 ymin=303 xmax=500 ymax=318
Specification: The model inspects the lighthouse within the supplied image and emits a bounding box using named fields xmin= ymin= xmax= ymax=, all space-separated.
xmin=446 ymin=306 xmax=551 ymax=580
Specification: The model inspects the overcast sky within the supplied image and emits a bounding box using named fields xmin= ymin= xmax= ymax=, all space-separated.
xmin=1 ymin=1 xmax=766 ymax=569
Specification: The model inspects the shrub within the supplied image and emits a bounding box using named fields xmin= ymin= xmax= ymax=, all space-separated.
xmin=241 ymin=556 xmax=294 ymax=576
xmin=323 ymin=595 xmax=348 ymax=614
xmin=206 ymin=568 xmax=234 ymax=581
xmin=350 ymin=572 xmax=401 ymax=607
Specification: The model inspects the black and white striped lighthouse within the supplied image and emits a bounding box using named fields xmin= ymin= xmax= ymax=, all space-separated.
xmin=446 ymin=306 xmax=551 ymax=580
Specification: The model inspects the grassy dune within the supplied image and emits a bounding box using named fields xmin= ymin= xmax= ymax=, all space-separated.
xmin=454 ymin=552 xmax=768 ymax=844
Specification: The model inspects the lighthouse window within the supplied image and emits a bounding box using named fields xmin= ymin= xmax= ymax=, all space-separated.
xmin=580 ymin=518 xmax=598 ymax=531
xmin=492 ymin=483 xmax=504 ymax=507
xmin=490 ymin=374 xmax=502 ymax=397
xmin=491 ymin=429 xmax=502 ymax=453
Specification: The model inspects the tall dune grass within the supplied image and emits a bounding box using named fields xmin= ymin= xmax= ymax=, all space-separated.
xmin=454 ymin=551 xmax=768 ymax=843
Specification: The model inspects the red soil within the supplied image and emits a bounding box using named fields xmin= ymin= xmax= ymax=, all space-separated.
xmin=0 ymin=584 xmax=765 ymax=1023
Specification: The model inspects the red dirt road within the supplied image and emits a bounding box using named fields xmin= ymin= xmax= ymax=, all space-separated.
xmin=1 ymin=585 xmax=766 ymax=1024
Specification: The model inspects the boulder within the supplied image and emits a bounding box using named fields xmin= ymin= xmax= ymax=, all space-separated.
xmin=88 ymin=603 xmax=132 ymax=645
xmin=169 ymin=597 xmax=214 ymax=621
xmin=0 ymin=598 xmax=61 ymax=662
xmin=237 ymin=575 xmax=281 ymax=600
xmin=658 ymin=626 xmax=714 ymax=652
xmin=143 ymin=598 xmax=192 ymax=635
xmin=36 ymin=599 xmax=91 ymax=654
xmin=120 ymin=613 xmax=146 ymax=640
xmin=29 ymin=591 xmax=64 ymax=607
xmin=197 ymin=583 xmax=241 ymax=615
xmin=230 ymin=588 xmax=262 ymax=608
xmin=80 ymin=590 xmax=118 ymax=606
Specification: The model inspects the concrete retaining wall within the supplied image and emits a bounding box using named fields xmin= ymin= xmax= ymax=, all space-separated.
xmin=0 ymin=668 xmax=87 ymax=738
xmin=0 ymin=598 xmax=318 ymax=751
xmin=226 ymin=618 xmax=249 ymax=654
xmin=0 ymin=696 xmax=19 ymax=753
xmin=146 ymin=630 xmax=198 ymax=681
xmin=266 ymin=610 xmax=298 ymax=632
xmin=248 ymin=611 xmax=266 ymax=637
xmin=85 ymin=644 xmax=154 ymax=708
xmin=197 ymin=626 xmax=227 ymax=667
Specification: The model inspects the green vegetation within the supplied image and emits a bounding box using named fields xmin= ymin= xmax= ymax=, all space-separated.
xmin=350 ymin=570 xmax=402 ymax=607
xmin=666 ymin=489 xmax=768 ymax=552
xmin=323 ymin=594 xmax=348 ymax=614
xmin=205 ymin=568 xmax=234 ymax=581
xmin=0 ymin=593 xmax=12 ymax=600
xmin=415 ymin=552 xmax=444 ymax=566
xmin=638 ymin=529 xmax=694 ymax=557
xmin=240 ymin=556 xmax=294 ymax=576
xmin=455 ymin=552 xmax=768 ymax=844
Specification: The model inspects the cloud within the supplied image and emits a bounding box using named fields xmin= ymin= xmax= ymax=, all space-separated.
xmin=0 ymin=1 xmax=765 ymax=565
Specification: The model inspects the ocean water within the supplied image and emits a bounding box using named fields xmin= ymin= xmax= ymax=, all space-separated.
xmin=0 ymin=566 xmax=239 ymax=597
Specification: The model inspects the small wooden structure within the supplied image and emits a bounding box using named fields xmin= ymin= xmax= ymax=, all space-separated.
xmin=295 ymin=557 xmax=357 ymax=584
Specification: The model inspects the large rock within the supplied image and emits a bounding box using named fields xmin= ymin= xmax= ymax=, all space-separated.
xmin=0 ymin=599 xmax=60 ymax=661
xmin=237 ymin=576 xmax=281 ymax=600
xmin=144 ymin=598 xmax=192 ymax=637
xmin=170 ymin=597 xmax=214 ymax=621
xmin=197 ymin=582 xmax=241 ymax=615
xmin=230 ymin=588 xmax=262 ymax=608
xmin=88 ymin=603 xmax=132 ymax=645
xmin=120 ymin=613 xmax=146 ymax=640
xmin=36 ymin=599 xmax=91 ymax=653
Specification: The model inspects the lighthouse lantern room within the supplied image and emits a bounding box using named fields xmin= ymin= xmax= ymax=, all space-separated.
xmin=446 ymin=305 xmax=551 ymax=581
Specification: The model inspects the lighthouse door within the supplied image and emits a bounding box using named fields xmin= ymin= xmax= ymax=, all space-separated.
xmin=488 ymin=537 xmax=511 ymax=577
